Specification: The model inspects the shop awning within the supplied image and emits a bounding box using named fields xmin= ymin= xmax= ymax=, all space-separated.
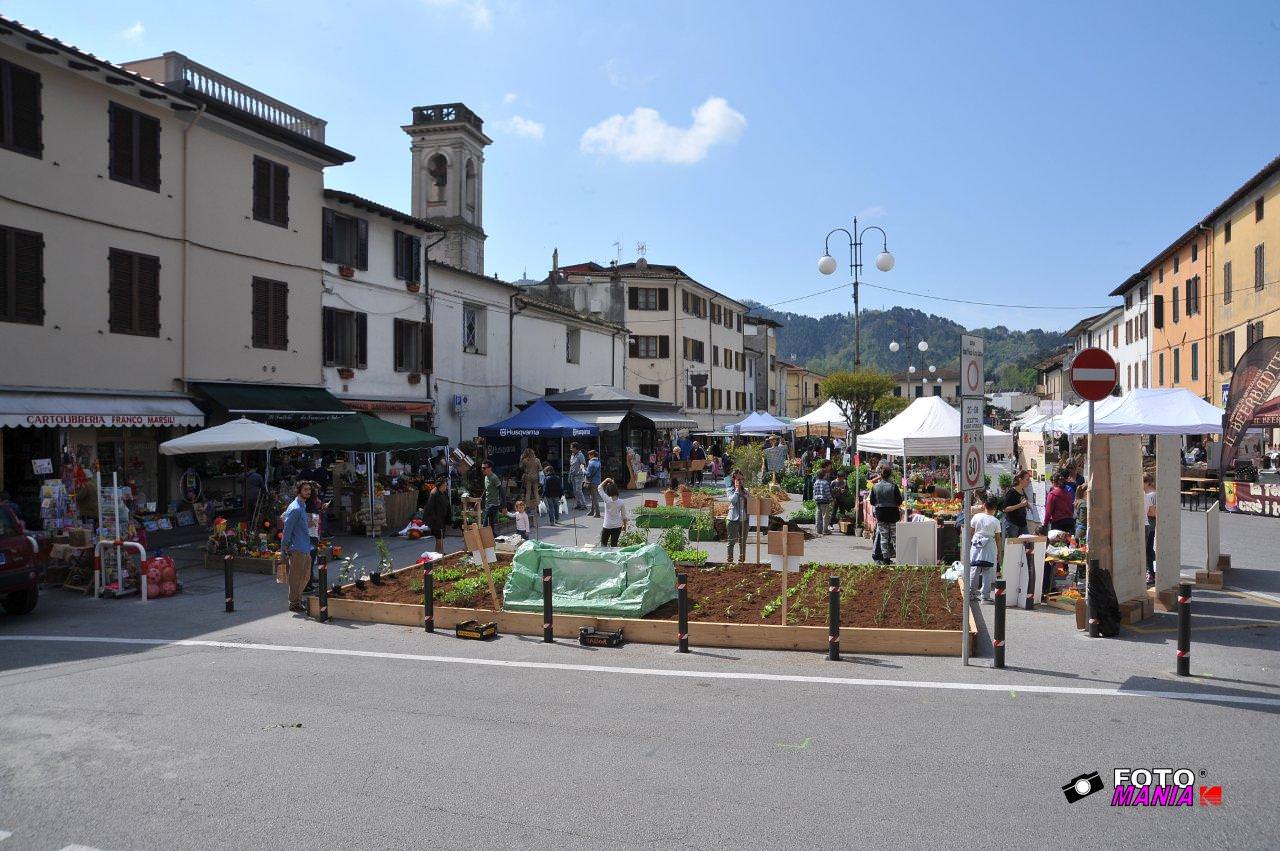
xmin=639 ymin=413 xmax=698 ymax=430
xmin=0 ymin=390 xmax=205 ymax=428
xmin=569 ymin=411 xmax=627 ymax=429
xmin=298 ymin=413 xmax=447 ymax=450
xmin=192 ymin=382 xmax=353 ymax=423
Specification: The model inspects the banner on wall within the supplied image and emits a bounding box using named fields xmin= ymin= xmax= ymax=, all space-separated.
xmin=1223 ymin=481 xmax=1280 ymax=516
xmin=1220 ymin=337 xmax=1280 ymax=474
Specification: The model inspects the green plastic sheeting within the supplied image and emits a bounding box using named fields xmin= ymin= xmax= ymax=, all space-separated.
xmin=502 ymin=541 xmax=678 ymax=618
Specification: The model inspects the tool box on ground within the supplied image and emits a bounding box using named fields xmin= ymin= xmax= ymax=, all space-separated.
xmin=578 ymin=626 xmax=624 ymax=647
xmin=455 ymin=620 xmax=498 ymax=640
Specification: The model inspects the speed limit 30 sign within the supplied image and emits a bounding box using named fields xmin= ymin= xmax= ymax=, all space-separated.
xmin=961 ymin=397 xmax=984 ymax=492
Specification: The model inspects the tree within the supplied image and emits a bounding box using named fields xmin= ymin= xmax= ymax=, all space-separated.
xmin=873 ymin=394 xmax=910 ymax=420
xmin=822 ymin=369 xmax=897 ymax=435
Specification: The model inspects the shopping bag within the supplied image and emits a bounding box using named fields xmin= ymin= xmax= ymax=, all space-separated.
xmin=537 ymin=500 xmax=547 ymax=516
xmin=559 ymin=495 xmax=569 ymax=515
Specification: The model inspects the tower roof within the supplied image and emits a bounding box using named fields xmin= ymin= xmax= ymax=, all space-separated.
xmin=404 ymin=103 xmax=491 ymax=144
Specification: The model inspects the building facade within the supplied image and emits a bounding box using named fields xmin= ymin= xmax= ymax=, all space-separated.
xmin=1108 ymin=272 xmax=1151 ymax=392
xmin=1147 ymin=227 xmax=1211 ymax=398
xmin=780 ymin=363 xmax=827 ymax=418
xmin=743 ymin=316 xmax=782 ymax=414
xmin=890 ymin=370 xmax=963 ymax=405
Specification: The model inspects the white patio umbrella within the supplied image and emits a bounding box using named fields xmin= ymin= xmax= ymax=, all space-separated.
xmin=159 ymin=417 xmax=319 ymax=454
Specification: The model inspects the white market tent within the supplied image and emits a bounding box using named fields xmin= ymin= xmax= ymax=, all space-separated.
xmin=729 ymin=411 xmax=793 ymax=433
xmin=1061 ymin=388 xmax=1224 ymax=436
xmin=159 ymin=417 xmax=319 ymax=454
xmin=857 ymin=396 xmax=1013 ymax=457
xmin=793 ymin=398 xmax=849 ymax=430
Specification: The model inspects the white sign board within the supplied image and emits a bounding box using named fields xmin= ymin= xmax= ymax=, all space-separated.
xmin=961 ymin=397 xmax=984 ymax=492
xmin=960 ymin=334 xmax=985 ymax=398
xmin=31 ymin=458 xmax=53 ymax=475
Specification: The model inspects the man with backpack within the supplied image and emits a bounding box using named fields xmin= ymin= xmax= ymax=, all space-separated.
xmin=869 ymin=461 xmax=904 ymax=565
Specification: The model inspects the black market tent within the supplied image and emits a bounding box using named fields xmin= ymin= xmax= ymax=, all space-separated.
xmin=299 ymin=414 xmax=447 ymax=538
xmin=477 ymin=400 xmax=599 ymax=439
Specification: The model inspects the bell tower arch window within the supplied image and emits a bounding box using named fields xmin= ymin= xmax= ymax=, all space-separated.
xmin=464 ymin=158 xmax=477 ymax=211
xmin=427 ymin=153 xmax=448 ymax=205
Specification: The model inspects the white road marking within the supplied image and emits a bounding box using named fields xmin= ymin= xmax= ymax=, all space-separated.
xmin=58 ymin=846 xmax=106 ymax=851
xmin=3 ymin=634 xmax=1279 ymax=708
xmin=1224 ymin=585 xmax=1280 ymax=607
xmin=0 ymin=830 xmax=10 ymax=842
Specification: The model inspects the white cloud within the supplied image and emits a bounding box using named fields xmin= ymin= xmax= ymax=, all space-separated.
xmin=579 ymin=97 xmax=746 ymax=165
xmin=120 ymin=21 xmax=144 ymax=41
xmin=499 ymin=115 xmax=545 ymax=140
xmin=503 ymin=92 xmax=518 ymax=104
xmin=422 ymin=0 xmax=492 ymax=31
xmin=858 ymin=205 xmax=888 ymax=220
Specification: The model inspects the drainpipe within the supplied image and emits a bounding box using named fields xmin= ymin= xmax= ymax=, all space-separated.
xmin=423 ymin=232 xmax=446 ymax=416
xmin=179 ymin=104 xmax=206 ymax=388
xmin=508 ymin=293 xmax=529 ymax=411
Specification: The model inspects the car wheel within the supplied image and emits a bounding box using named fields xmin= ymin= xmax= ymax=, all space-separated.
xmin=1 ymin=587 xmax=38 ymax=615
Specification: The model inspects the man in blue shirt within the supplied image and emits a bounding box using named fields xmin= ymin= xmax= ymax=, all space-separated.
xmin=585 ymin=450 xmax=603 ymax=518
xmin=281 ymin=481 xmax=315 ymax=613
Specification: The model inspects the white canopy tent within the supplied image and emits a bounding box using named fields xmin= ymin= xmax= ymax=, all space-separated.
xmin=729 ymin=411 xmax=794 ymax=433
xmin=1060 ymin=388 xmax=1224 ymax=436
xmin=793 ymin=398 xmax=849 ymax=430
xmin=159 ymin=417 xmax=319 ymax=454
xmin=857 ymin=396 xmax=1014 ymax=457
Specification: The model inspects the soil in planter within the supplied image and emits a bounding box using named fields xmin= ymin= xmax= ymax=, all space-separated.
xmin=645 ymin=562 xmax=963 ymax=630
xmin=337 ymin=551 xmax=513 ymax=610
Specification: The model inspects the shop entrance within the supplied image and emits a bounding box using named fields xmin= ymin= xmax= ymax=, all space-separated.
xmin=0 ymin=426 xmax=59 ymax=529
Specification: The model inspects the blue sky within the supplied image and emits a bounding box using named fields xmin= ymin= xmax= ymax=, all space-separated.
xmin=10 ymin=0 xmax=1280 ymax=331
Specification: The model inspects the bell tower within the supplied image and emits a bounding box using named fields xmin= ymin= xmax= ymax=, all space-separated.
xmin=404 ymin=103 xmax=492 ymax=274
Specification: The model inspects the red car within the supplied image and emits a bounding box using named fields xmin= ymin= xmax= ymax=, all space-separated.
xmin=0 ymin=505 xmax=40 ymax=615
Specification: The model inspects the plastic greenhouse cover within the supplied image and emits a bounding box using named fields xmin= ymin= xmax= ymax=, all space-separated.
xmin=503 ymin=541 xmax=678 ymax=618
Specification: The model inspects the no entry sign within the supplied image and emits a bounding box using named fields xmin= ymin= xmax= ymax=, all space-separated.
xmin=1070 ymin=347 xmax=1118 ymax=402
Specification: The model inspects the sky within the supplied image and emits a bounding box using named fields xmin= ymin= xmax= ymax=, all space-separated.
xmin=10 ymin=0 xmax=1280 ymax=331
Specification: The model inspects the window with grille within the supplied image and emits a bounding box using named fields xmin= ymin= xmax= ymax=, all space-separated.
xmin=462 ymin=303 xmax=485 ymax=354
xmin=322 ymin=307 xmax=366 ymax=368
xmin=251 ymin=277 xmax=287 ymax=349
xmin=108 ymin=103 xmax=160 ymax=191
xmin=108 ymin=248 xmax=160 ymax=337
xmin=252 ymin=157 xmax=289 ymax=227
xmin=0 ymin=224 xmax=43 ymax=325
xmin=0 ymin=59 xmax=41 ymax=158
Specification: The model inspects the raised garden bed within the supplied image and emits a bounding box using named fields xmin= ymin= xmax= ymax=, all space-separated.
xmin=310 ymin=556 xmax=974 ymax=655
xmin=634 ymin=507 xmax=711 ymax=529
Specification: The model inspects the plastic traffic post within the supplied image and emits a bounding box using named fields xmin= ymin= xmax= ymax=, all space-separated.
xmin=223 ymin=555 xmax=234 ymax=613
xmin=993 ymin=579 xmax=1006 ymax=669
xmin=542 ymin=566 xmax=554 ymax=643
xmin=827 ymin=574 xmax=840 ymax=661
xmin=676 ymin=572 xmax=690 ymax=653
xmin=423 ymin=560 xmax=434 ymax=633
xmin=317 ymin=560 xmax=328 ymax=623
xmin=1176 ymin=582 xmax=1192 ymax=677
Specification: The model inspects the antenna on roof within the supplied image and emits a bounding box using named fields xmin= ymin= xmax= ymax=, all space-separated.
xmin=612 ymin=240 xmax=622 ymax=264
xmin=635 ymin=241 xmax=648 ymax=271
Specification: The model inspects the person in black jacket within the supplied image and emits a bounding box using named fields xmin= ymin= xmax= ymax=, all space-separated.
xmin=542 ymin=465 xmax=564 ymax=525
xmin=422 ymin=477 xmax=452 ymax=554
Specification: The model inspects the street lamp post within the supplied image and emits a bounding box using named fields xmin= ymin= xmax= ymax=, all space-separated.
xmin=818 ymin=216 xmax=894 ymax=367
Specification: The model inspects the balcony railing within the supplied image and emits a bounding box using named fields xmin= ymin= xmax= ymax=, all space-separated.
xmin=156 ymin=52 xmax=326 ymax=142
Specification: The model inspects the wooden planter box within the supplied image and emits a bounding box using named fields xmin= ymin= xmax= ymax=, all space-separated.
xmin=204 ymin=553 xmax=276 ymax=575
xmin=688 ymin=527 xmax=718 ymax=542
xmin=307 ymin=592 xmax=977 ymax=657
xmin=636 ymin=514 xmax=696 ymax=529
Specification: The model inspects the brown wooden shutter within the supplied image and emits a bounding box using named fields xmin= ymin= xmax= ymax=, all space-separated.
xmin=659 ymin=335 xmax=669 ymax=358
xmin=412 ymin=236 xmax=422 ymax=283
xmin=418 ymin=321 xmax=430 ymax=372
xmin=393 ymin=231 xmax=405 ymax=279
xmin=6 ymin=61 xmax=42 ymax=156
xmin=252 ymin=157 xmax=271 ymax=221
xmin=137 ymin=254 xmax=159 ymax=336
xmin=138 ymin=113 xmax=160 ymax=189
xmin=5 ymin=228 xmax=43 ymax=324
xmin=322 ymin=209 xmax=335 ymax=262
xmin=356 ymin=218 xmax=368 ymax=270
xmin=272 ymin=162 xmax=288 ymax=226
xmin=628 ymin=287 xmax=639 ymax=309
xmin=356 ymin=312 xmax=368 ymax=369
xmin=270 ymin=280 xmax=288 ymax=349
xmin=251 ymin=278 xmax=269 ymax=347
xmin=393 ymin=319 xmax=407 ymax=371
xmin=108 ymin=249 xmax=133 ymax=333
xmin=108 ymin=103 xmax=133 ymax=182
xmin=658 ymin=288 xmax=668 ymax=311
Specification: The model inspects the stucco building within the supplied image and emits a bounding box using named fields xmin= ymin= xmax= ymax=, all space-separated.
xmin=1146 ymin=226 xmax=1211 ymax=398
xmin=743 ymin=315 xmax=782 ymax=414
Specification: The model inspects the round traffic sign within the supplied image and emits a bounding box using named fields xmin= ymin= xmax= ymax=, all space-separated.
xmin=1070 ymin=347 xmax=1118 ymax=402
xmin=963 ymin=443 xmax=982 ymax=491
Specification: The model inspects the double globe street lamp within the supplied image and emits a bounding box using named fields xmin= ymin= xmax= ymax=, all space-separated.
xmin=817 ymin=216 xmax=894 ymax=367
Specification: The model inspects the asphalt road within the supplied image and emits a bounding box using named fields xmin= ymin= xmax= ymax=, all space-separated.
xmin=1 ymin=504 xmax=1277 ymax=849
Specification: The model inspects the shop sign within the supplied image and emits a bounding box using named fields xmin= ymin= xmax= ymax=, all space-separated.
xmin=1223 ymin=481 xmax=1280 ymax=517
xmin=20 ymin=414 xmax=188 ymax=427
xmin=31 ymin=458 xmax=54 ymax=475
xmin=1221 ymin=336 xmax=1280 ymax=473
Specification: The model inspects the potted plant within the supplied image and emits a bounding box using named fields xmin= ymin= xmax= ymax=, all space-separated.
xmin=369 ymin=539 xmax=393 ymax=584
xmin=338 ymin=265 xmax=355 ymax=278
xmin=337 ymin=367 xmax=355 ymax=380
xmin=408 ymin=373 xmax=422 ymax=385
xmin=678 ymin=484 xmax=693 ymax=508
xmin=406 ymin=281 xmax=421 ymax=293
xmin=663 ymin=486 xmax=677 ymax=506
xmin=671 ymin=549 xmax=709 ymax=569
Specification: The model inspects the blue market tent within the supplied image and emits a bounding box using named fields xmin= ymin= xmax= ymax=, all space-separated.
xmin=478 ymin=400 xmax=599 ymax=439
xmin=729 ymin=411 xmax=793 ymax=434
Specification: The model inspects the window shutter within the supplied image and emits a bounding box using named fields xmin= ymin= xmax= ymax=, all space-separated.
xmin=137 ymin=255 xmax=160 ymax=336
xmin=356 ymin=312 xmax=368 ymax=369
xmin=7 ymin=62 xmax=42 ymax=156
xmin=271 ymin=281 xmax=288 ymax=349
xmin=108 ymin=249 xmax=133 ymax=333
xmin=138 ymin=113 xmax=160 ymax=189
xmin=356 ymin=218 xmax=368 ymax=270
xmin=108 ymin=104 xmax=132 ymax=182
xmin=252 ymin=158 xmax=271 ymax=222
xmin=422 ymin=320 xmax=433 ymax=373
xmin=628 ymin=336 xmax=638 ymax=357
xmin=411 ymin=236 xmax=422 ymax=283
xmin=659 ymin=335 xmax=669 ymax=358
xmin=322 ymin=308 xmax=335 ymax=366
xmin=322 ymin=209 xmax=335 ymax=262
xmin=8 ymin=229 xmax=44 ymax=324
xmin=1153 ymin=295 xmax=1163 ymax=328
xmin=659 ymin=288 xmax=669 ymax=311
xmin=628 ymin=287 xmax=639 ymax=309
xmin=252 ymin=278 xmax=269 ymax=347
xmin=419 ymin=321 xmax=430 ymax=372
xmin=272 ymin=163 xmax=289 ymax=226
xmin=393 ymin=231 xmax=405 ymax=280
xmin=393 ymin=319 xmax=405 ymax=371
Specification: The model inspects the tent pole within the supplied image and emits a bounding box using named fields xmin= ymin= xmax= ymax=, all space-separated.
xmin=368 ymin=451 xmax=375 ymax=539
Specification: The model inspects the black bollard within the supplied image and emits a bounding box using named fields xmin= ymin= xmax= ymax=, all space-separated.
xmin=993 ymin=579 xmax=1006 ymax=669
xmin=827 ymin=574 xmax=840 ymax=661
xmin=1024 ymin=545 xmax=1036 ymax=610
xmin=1086 ymin=559 xmax=1101 ymax=638
xmin=542 ymin=566 xmax=554 ymax=643
xmin=676 ymin=572 xmax=689 ymax=653
xmin=1176 ymin=582 xmax=1192 ymax=677
xmin=223 ymin=555 xmax=234 ymax=613
xmin=423 ymin=560 xmax=434 ymax=633
xmin=317 ymin=560 xmax=328 ymax=623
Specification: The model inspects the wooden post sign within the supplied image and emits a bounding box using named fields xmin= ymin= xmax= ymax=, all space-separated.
xmin=767 ymin=530 xmax=805 ymax=623
xmin=747 ymin=496 xmax=771 ymax=565
xmin=462 ymin=522 xmax=500 ymax=610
